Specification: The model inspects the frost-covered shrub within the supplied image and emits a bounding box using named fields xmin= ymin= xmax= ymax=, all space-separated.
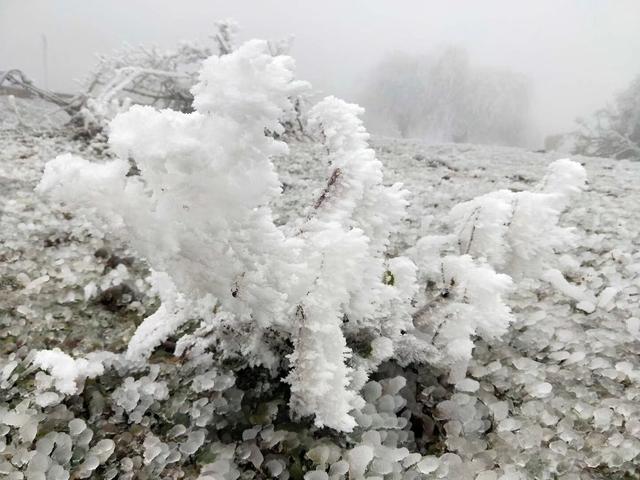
xmin=23 ymin=33 xmax=596 ymax=479
xmin=398 ymin=157 xmax=588 ymax=382
xmin=37 ymin=36 xmax=589 ymax=429
xmin=448 ymin=158 xmax=587 ymax=278
xmin=38 ymin=39 xmax=423 ymax=432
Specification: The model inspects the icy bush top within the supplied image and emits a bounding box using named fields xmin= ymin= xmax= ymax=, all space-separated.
xmin=40 ymin=40 xmax=308 ymax=327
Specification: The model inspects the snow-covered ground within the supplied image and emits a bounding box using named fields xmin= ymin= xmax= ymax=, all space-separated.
xmin=1 ymin=99 xmax=640 ymax=478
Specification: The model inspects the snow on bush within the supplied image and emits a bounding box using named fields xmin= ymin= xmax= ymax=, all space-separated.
xmin=446 ymin=158 xmax=586 ymax=278
xmin=37 ymin=37 xmax=588 ymax=430
xmin=20 ymin=35 xmax=595 ymax=478
xmin=40 ymin=39 xmax=308 ymax=361
xmin=402 ymin=158 xmax=588 ymax=381
xmin=285 ymin=96 xmax=415 ymax=430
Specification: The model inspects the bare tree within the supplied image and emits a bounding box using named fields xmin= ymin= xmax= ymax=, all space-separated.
xmin=574 ymin=75 xmax=640 ymax=160
xmin=361 ymin=53 xmax=426 ymax=138
xmin=362 ymin=47 xmax=532 ymax=146
xmin=465 ymin=67 xmax=531 ymax=146
xmin=1 ymin=21 xmax=311 ymax=140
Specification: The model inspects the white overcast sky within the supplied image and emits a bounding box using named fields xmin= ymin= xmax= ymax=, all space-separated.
xmin=1 ymin=0 xmax=639 ymax=142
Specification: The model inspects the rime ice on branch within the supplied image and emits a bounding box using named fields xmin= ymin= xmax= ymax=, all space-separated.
xmin=285 ymin=97 xmax=416 ymax=430
xmin=39 ymin=40 xmax=309 ymax=362
xmin=407 ymin=158 xmax=587 ymax=383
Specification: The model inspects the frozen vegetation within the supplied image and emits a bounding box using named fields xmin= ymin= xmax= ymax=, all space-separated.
xmin=0 ymin=38 xmax=639 ymax=480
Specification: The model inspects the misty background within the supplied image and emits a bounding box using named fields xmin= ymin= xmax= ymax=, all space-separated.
xmin=2 ymin=0 xmax=639 ymax=148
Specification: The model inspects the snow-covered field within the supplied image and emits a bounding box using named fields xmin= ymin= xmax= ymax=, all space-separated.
xmin=1 ymin=96 xmax=640 ymax=479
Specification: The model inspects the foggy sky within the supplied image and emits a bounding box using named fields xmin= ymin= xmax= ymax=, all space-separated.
xmin=2 ymin=0 xmax=639 ymax=145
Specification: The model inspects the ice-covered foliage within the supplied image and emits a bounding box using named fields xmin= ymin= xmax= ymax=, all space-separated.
xmin=402 ymin=158 xmax=587 ymax=381
xmin=448 ymin=158 xmax=587 ymax=278
xmin=36 ymin=37 xmax=589 ymax=430
xmin=3 ymin=31 xmax=628 ymax=480
xmin=285 ymin=97 xmax=414 ymax=430
xmin=39 ymin=40 xmax=308 ymax=364
xmin=37 ymin=39 xmax=422 ymax=432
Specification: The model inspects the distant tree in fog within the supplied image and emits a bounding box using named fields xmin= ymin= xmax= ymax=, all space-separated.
xmin=361 ymin=53 xmax=425 ymax=138
xmin=574 ymin=74 xmax=640 ymax=161
xmin=362 ymin=48 xmax=531 ymax=146
xmin=465 ymin=67 xmax=531 ymax=146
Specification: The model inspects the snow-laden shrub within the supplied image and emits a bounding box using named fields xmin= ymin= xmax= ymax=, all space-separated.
xmin=448 ymin=158 xmax=586 ymax=278
xmin=404 ymin=158 xmax=587 ymax=381
xmin=35 ymin=34 xmax=587 ymax=446
xmin=284 ymin=96 xmax=415 ymax=430
xmin=40 ymin=40 xmax=308 ymax=358
xmin=37 ymin=39 xmax=415 ymax=432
